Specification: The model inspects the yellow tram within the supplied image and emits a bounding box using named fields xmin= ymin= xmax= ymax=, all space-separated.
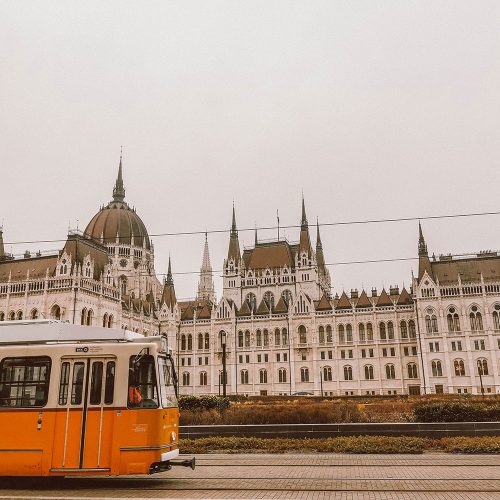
xmin=0 ymin=320 xmax=194 ymax=476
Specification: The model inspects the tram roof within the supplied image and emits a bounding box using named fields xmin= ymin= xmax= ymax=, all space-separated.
xmin=0 ymin=320 xmax=153 ymax=345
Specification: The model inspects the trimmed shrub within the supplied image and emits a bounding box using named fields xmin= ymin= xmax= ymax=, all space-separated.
xmin=179 ymin=395 xmax=230 ymax=412
xmin=414 ymin=401 xmax=500 ymax=422
xmin=441 ymin=436 xmax=500 ymax=454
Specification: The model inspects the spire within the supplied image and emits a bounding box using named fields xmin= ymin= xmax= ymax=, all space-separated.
xmin=231 ymin=202 xmax=238 ymax=238
xmin=299 ymin=196 xmax=312 ymax=255
xmin=112 ymin=151 xmax=126 ymax=202
xmin=161 ymin=256 xmax=177 ymax=309
xmin=418 ymin=221 xmax=427 ymax=256
xmin=316 ymin=218 xmax=322 ymax=249
xmin=227 ymin=203 xmax=241 ymax=263
xmin=197 ymin=233 xmax=215 ymax=302
xmin=301 ymin=192 xmax=308 ymax=229
xmin=316 ymin=218 xmax=327 ymax=280
xmin=166 ymin=256 xmax=173 ymax=285
xmin=0 ymin=226 xmax=4 ymax=261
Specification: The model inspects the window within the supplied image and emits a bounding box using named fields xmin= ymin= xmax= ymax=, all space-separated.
xmin=493 ymin=305 xmax=500 ymax=330
xmin=470 ymin=306 xmax=483 ymax=331
xmin=387 ymin=321 xmax=394 ymax=340
xmin=284 ymin=353 xmax=288 ymax=362
xmin=369 ymin=348 xmax=374 ymax=357
xmin=245 ymin=293 xmax=257 ymax=311
xmin=182 ymin=372 xmax=190 ymax=386
xmin=359 ymin=323 xmax=365 ymax=342
xmin=238 ymin=330 xmax=244 ymax=348
xmin=447 ymin=307 xmax=461 ymax=332
xmin=244 ymin=330 xmax=250 ymax=347
xmin=298 ymin=325 xmax=307 ymax=344
xmin=366 ymin=322 xmax=374 ymax=341
xmin=323 ymin=366 xmax=332 ymax=382
xmin=30 ymin=309 xmax=38 ymax=320
xmin=379 ymin=322 xmax=386 ymax=340
xmin=282 ymin=328 xmax=288 ymax=345
xmin=400 ymin=320 xmax=408 ymax=339
xmin=407 ymin=363 xmax=418 ymax=379
xmin=264 ymin=354 xmax=269 ymax=362
xmin=338 ymin=325 xmax=345 ymax=343
xmin=412 ymin=346 xmax=417 ymax=355
xmin=241 ymin=369 xmax=249 ymax=384
xmin=187 ymin=334 xmax=193 ymax=351
xmin=408 ymin=320 xmax=416 ymax=339
xmin=404 ymin=347 xmax=409 ymax=356
xmin=58 ymin=362 xmax=70 ymax=405
xmin=275 ymin=328 xmax=281 ymax=345
xmin=204 ymin=333 xmax=210 ymax=350
xmin=0 ymin=356 xmax=51 ymax=407
xmin=50 ymin=304 xmax=61 ymax=320
xmin=259 ymin=369 xmax=268 ymax=384
xmin=278 ymin=368 xmax=287 ymax=383
xmin=382 ymin=348 xmax=387 ymax=357
xmin=477 ymin=358 xmax=489 ymax=375
xmin=129 ymin=355 xmax=159 ymax=408
xmin=71 ymin=362 xmax=85 ymax=404
xmin=256 ymin=329 xmax=262 ymax=346
xmin=198 ymin=333 xmax=204 ymax=350
xmin=199 ymin=371 xmax=207 ymax=386
xmin=341 ymin=350 xmax=345 ymax=359
xmin=104 ymin=361 xmax=115 ymax=405
xmin=429 ymin=342 xmax=439 ymax=352
xmin=263 ymin=329 xmax=269 ymax=346
xmin=364 ymin=365 xmax=374 ymax=380
xmin=361 ymin=349 xmax=366 ymax=358
xmin=432 ymin=360 xmax=443 ymax=377
xmin=318 ymin=325 xmax=325 ymax=344
xmin=454 ymin=359 xmax=466 ymax=376
xmin=344 ymin=365 xmax=353 ymax=380
xmin=425 ymin=312 xmax=438 ymax=333
xmin=452 ymin=340 xmax=462 ymax=351
xmin=390 ymin=347 xmax=395 ymax=356
xmin=385 ymin=364 xmax=396 ymax=379
xmin=89 ymin=362 xmax=103 ymax=405
xmin=474 ymin=339 xmax=486 ymax=350
xmin=158 ymin=357 xmax=177 ymax=408
xmin=326 ymin=325 xmax=333 ymax=343
xmin=300 ymin=367 xmax=309 ymax=382
xmin=321 ymin=351 xmax=325 ymax=360
xmin=346 ymin=324 xmax=353 ymax=342
xmin=181 ymin=334 xmax=186 ymax=351
xmin=0 ymin=312 xmax=4 ymax=321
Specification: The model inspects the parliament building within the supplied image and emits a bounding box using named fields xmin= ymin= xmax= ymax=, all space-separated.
xmin=1 ymin=158 xmax=500 ymax=397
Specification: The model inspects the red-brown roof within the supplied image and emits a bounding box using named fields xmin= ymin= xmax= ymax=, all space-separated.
xmin=242 ymin=241 xmax=295 ymax=270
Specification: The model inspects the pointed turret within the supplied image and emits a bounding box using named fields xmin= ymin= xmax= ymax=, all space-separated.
xmin=254 ymin=224 xmax=258 ymax=246
xmin=227 ymin=203 xmax=241 ymax=263
xmin=112 ymin=154 xmax=126 ymax=202
xmin=299 ymin=196 xmax=312 ymax=255
xmin=0 ymin=226 xmax=5 ymax=261
xmin=197 ymin=233 xmax=215 ymax=302
xmin=161 ymin=257 xmax=177 ymax=309
xmin=417 ymin=222 xmax=433 ymax=281
xmin=316 ymin=218 xmax=326 ymax=273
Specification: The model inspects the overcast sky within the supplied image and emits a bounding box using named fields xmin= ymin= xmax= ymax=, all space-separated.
xmin=1 ymin=1 xmax=499 ymax=299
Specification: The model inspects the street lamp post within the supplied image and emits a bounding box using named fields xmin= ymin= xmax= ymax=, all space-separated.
xmin=218 ymin=370 xmax=221 ymax=396
xmin=320 ymin=367 xmax=324 ymax=397
xmin=221 ymin=331 xmax=227 ymax=397
xmin=477 ymin=360 xmax=485 ymax=398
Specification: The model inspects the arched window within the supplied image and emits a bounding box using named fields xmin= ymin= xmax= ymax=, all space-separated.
xmin=263 ymin=291 xmax=275 ymax=310
xmin=187 ymin=334 xmax=193 ymax=350
xmin=408 ymin=320 xmax=416 ymax=339
xmin=366 ymin=322 xmax=373 ymax=341
xmin=281 ymin=289 xmax=293 ymax=306
xmin=181 ymin=334 xmax=187 ymax=351
xmin=103 ymin=313 xmax=108 ymax=328
xmin=425 ymin=311 xmax=438 ymax=333
xmin=364 ymin=365 xmax=374 ymax=380
xmin=0 ymin=312 xmax=4 ymax=321
xmin=432 ymin=360 xmax=443 ymax=377
xmin=344 ymin=365 xmax=353 ymax=380
xmin=16 ymin=311 xmax=22 ymax=320
xmin=241 ymin=369 xmax=249 ymax=384
xmin=59 ymin=259 xmax=67 ymax=275
xmin=326 ymin=325 xmax=333 ymax=343
xmin=400 ymin=320 xmax=408 ymax=339
xmin=318 ymin=325 xmax=325 ymax=344
xmin=108 ymin=314 xmax=113 ymax=328
xmin=387 ymin=321 xmax=394 ymax=340
xmin=346 ymin=324 xmax=353 ymax=342
xmin=300 ymin=367 xmax=309 ymax=382
xmin=447 ymin=307 xmax=461 ymax=332
xmin=407 ymin=363 xmax=418 ymax=379
xmin=30 ymin=309 xmax=38 ymax=320
xmin=120 ymin=277 xmax=127 ymax=296
xmin=238 ymin=330 xmax=244 ymax=348
xmin=204 ymin=333 xmax=210 ymax=349
xmin=282 ymin=328 xmax=288 ymax=345
xmin=275 ymin=328 xmax=281 ymax=345
xmin=470 ymin=306 xmax=483 ymax=331
xmin=245 ymin=330 xmax=250 ymax=347
xmin=477 ymin=358 xmax=489 ymax=375
xmin=199 ymin=371 xmax=207 ymax=386
xmin=81 ymin=308 xmax=87 ymax=326
xmin=256 ymin=329 xmax=262 ymax=346
xmin=379 ymin=322 xmax=386 ymax=340
xmin=358 ymin=323 xmax=365 ymax=342
xmin=298 ymin=325 xmax=307 ymax=344
xmin=245 ymin=293 xmax=257 ymax=311
xmin=278 ymin=368 xmax=287 ymax=383
xmin=454 ymin=359 xmax=466 ymax=376
xmin=263 ymin=329 xmax=269 ymax=346
xmin=323 ymin=366 xmax=332 ymax=382
xmin=385 ymin=364 xmax=396 ymax=379
xmin=259 ymin=369 xmax=268 ymax=384
xmin=493 ymin=305 xmax=500 ymax=330
xmin=182 ymin=372 xmax=190 ymax=386
xmin=8 ymin=311 xmax=15 ymax=321
xmin=87 ymin=309 xmax=93 ymax=326
xmin=338 ymin=324 xmax=345 ymax=343
xmin=50 ymin=304 xmax=61 ymax=320
xmin=198 ymin=333 xmax=204 ymax=350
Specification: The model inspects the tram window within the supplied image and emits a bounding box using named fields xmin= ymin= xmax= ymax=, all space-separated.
xmin=128 ymin=355 xmax=159 ymax=409
xmin=158 ymin=357 xmax=178 ymax=408
xmin=71 ymin=362 xmax=85 ymax=405
xmin=89 ymin=362 xmax=103 ymax=405
xmin=104 ymin=361 xmax=115 ymax=405
xmin=0 ymin=356 xmax=51 ymax=408
xmin=58 ymin=362 xmax=70 ymax=405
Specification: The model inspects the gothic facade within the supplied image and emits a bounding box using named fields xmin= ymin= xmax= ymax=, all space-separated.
xmin=1 ymin=159 xmax=500 ymax=397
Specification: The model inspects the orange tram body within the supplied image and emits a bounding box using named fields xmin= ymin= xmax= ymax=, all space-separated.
xmin=0 ymin=320 xmax=194 ymax=476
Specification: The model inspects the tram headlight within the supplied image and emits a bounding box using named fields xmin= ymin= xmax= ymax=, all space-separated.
xmin=171 ymin=431 xmax=176 ymax=442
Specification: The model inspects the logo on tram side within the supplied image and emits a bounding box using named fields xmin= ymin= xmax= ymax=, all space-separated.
xmin=75 ymin=347 xmax=89 ymax=352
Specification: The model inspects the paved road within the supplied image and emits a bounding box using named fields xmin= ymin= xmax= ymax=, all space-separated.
xmin=0 ymin=453 xmax=499 ymax=499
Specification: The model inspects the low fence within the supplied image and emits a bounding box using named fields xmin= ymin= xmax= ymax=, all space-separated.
xmin=180 ymin=422 xmax=500 ymax=439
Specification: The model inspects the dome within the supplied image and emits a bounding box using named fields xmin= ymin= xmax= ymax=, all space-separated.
xmin=84 ymin=158 xmax=151 ymax=251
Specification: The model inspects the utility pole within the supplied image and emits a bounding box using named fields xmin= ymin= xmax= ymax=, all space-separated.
xmin=221 ymin=331 xmax=227 ymax=397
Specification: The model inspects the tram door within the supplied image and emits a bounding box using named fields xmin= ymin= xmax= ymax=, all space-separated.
xmin=51 ymin=357 xmax=116 ymax=471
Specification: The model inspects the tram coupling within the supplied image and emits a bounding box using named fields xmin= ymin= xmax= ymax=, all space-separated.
xmin=149 ymin=457 xmax=196 ymax=474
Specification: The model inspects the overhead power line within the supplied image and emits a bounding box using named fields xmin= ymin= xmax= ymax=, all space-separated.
xmin=3 ymin=209 xmax=500 ymax=246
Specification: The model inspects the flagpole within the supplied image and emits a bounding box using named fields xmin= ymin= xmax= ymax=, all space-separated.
xmin=277 ymin=210 xmax=280 ymax=241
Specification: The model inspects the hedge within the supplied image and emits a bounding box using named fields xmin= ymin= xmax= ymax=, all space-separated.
xmin=179 ymin=395 xmax=230 ymax=412
xmin=414 ymin=401 xmax=500 ymax=422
